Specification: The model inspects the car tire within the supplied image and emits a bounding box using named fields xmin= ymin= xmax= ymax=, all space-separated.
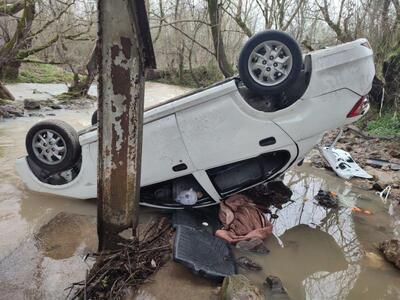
xmin=91 ymin=109 xmax=98 ymax=125
xmin=238 ymin=30 xmax=303 ymax=95
xmin=26 ymin=120 xmax=81 ymax=173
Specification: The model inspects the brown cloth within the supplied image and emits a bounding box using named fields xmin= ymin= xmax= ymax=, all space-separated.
xmin=215 ymin=194 xmax=273 ymax=244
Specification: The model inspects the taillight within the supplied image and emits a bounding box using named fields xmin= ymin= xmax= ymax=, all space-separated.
xmin=347 ymin=96 xmax=369 ymax=118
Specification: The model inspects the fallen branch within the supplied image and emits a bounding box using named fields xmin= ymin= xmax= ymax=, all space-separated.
xmin=67 ymin=217 xmax=173 ymax=300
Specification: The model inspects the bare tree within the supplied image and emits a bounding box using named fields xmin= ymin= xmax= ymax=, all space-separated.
xmin=206 ymin=0 xmax=234 ymax=77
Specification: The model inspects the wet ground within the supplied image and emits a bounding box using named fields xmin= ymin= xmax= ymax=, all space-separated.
xmin=0 ymin=84 xmax=399 ymax=299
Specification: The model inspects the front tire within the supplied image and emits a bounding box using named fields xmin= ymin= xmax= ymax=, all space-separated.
xmin=238 ymin=30 xmax=303 ymax=95
xmin=26 ymin=120 xmax=81 ymax=173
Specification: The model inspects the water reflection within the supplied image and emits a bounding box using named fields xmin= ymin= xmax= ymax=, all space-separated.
xmin=243 ymin=166 xmax=400 ymax=300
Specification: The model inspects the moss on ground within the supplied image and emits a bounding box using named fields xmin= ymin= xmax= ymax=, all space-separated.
xmin=5 ymin=62 xmax=74 ymax=84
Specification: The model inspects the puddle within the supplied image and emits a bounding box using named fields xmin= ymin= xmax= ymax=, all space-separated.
xmin=239 ymin=165 xmax=400 ymax=300
xmin=0 ymin=83 xmax=399 ymax=299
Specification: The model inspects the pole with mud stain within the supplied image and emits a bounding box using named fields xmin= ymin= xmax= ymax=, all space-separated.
xmin=97 ymin=0 xmax=155 ymax=250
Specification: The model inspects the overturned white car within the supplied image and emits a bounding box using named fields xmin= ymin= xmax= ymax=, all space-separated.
xmin=16 ymin=31 xmax=374 ymax=209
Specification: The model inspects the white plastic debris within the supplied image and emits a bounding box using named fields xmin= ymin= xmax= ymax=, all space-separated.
xmin=175 ymin=188 xmax=198 ymax=205
xmin=320 ymin=146 xmax=373 ymax=180
xmin=377 ymin=185 xmax=392 ymax=202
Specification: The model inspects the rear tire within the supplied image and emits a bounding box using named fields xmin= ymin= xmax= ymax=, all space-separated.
xmin=238 ymin=30 xmax=303 ymax=95
xmin=26 ymin=120 xmax=81 ymax=173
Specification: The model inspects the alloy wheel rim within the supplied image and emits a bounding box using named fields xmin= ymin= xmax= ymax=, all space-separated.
xmin=248 ymin=40 xmax=293 ymax=87
xmin=32 ymin=129 xmax=67 ymax=165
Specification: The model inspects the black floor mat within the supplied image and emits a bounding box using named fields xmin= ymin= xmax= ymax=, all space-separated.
xmin=173 ymin=225 xmax=236 ymax=282
xmin=172 ymin=207 xmax=220 ymax=234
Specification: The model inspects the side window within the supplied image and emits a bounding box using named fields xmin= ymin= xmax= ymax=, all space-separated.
xmin=206 ymin=151 xmax=290 ymax=195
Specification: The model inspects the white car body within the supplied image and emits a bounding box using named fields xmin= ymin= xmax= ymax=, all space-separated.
xmin=16 ymin=38 xmax=375 ymax=208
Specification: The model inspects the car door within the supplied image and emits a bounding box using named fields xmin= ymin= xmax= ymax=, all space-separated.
xmin=175 ymin=88 xmax=297 ymax=172
xmin=141 ymin=114 xmax=195 ymax=186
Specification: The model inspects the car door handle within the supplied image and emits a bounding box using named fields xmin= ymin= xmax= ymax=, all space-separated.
xmin=173 ymin=163 xmax=188 ymax=172
xmin=259 ymin=137 xmax=276 ymax=147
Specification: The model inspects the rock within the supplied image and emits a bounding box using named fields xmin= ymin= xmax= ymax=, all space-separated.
xmin=365 ymin=167 xmax=400 ymax=187
xmin=372 ymin=182 xmax=384 ymax=191
xmin=236 ymin=238 xmax=270 ymax=254
xmin=46 ymin=113 xmax=56 ymax=116
xmin=28 ymin=113 xmax=44 ymax=117
xmin=0 ymin=104 xmax=24 ymax=118
xmin=236 ymin=256 xmax=262 ymax=271
xmin=50 ymin=104 xmax=62 ymax=109
xmin=349 ymin=178 xmax=375 ymax=190
xmin=264 ymin=275 xmax=291 ymax=299
xmin=23 ymin=99 xmax=40 ymax=110
xmin=220 ymin=274 xmax=263 ymax=300
xmin=378 ymin=239 xmax=400 ymax=269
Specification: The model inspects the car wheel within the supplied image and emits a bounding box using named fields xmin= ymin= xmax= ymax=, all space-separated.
xmin=238 ymin=30 xmax=303 ymax=95
xmin=91 ymin=109 xmax=98 ymax=125
xmin=26 ymin=120 xmax=81 ymax=173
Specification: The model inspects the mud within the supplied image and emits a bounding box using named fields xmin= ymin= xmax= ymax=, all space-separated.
xmin=35 ymin=212 xmax=97 ymax=260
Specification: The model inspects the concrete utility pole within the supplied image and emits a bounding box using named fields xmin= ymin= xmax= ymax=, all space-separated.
xmin=97 ymin=0 xmax=155 ymax=250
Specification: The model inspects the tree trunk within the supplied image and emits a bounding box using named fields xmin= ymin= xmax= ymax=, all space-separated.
xmin=382 ymin=48 xmax=400 ymax=111
xmin=206 ymin=0 xmax=234 ymax=78
xmin=0 ymin=60 xmax=21 ymax=80
xmin=67 ymin=44 xmax=98 ymax=97
xmin=0 ymin=2 xmax=35 ymax=71
xmin=97 ymin=0 xmax=146 ymax=250
xmin=0 ymin=81 xmax=15 ymax=100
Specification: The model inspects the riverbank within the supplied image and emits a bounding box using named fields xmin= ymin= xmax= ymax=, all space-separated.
xmin=0 ymin=82 xmax=191 ymax=119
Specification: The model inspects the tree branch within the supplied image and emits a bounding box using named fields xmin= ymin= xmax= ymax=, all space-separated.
xmin=0 ymin=0 xmax=24 ymax=16
xmin=16 ymin=35 xmax=59 ymax=60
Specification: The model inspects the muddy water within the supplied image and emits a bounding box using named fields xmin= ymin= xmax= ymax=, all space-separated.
xmin=0 ymin=82 xmax=190 ymax=299
xmin=0 ymin=83 xmax=399 ymax=299
xmin=240 ymin=165 xmax=400 ymax=300
xmin=5 ymin=82 xmax=190 ymax=108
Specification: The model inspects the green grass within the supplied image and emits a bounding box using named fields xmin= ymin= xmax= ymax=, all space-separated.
xmin=6 ymin=62 xmax=74 ymax=84
xmin=365 ymin=113 xmax=400 ymax=137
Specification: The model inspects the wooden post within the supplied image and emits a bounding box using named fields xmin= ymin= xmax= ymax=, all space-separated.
xmin=97 ymin=0 xmax=146 ymax=250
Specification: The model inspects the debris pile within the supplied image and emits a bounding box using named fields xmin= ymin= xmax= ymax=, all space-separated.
xmin=69 ymin=218 xmax=173 ymax=300
xmin=244 ymin=180 xmax=293 ymax=208
xmin=310 ymin=126 xmax=400 ymax=202
xmin=315 ymin=190 xmax=338 ymax=208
